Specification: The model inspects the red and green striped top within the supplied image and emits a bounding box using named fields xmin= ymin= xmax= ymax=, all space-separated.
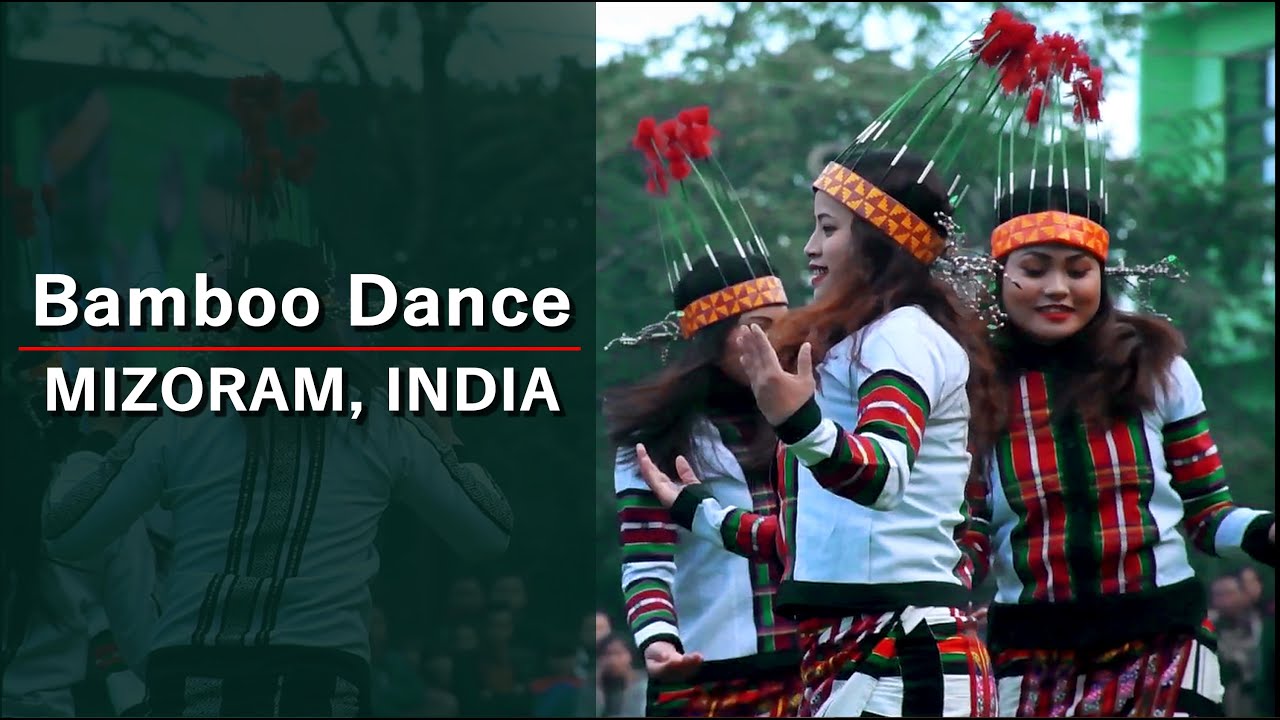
xmin=976 ymin=356 xmax=1273 ymax=605
xmin=616 ymin=415 xmax=799 ymax=660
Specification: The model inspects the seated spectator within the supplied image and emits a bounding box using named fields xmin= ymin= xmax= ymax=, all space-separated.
xmin=369 ymin=607 xmax=427 ymax=717
xmin=449 ymin=625 xmax=484 ymax=714
xmin=1258 ymin=611 xmax=1274 ymax=717
xmin=1212 ymin=573 xmax=1264 ymax=717
xmin=420 ymin=688 xmax=459 ymax=718
xmin=489 ymin=573 xmax=538 ymax=648
xmin=528 ymin=636 xmax=587 ymax=718
xmin=596 ymin=633 xmax=645 ymax=718
xmin=1240 ymin=567 xmax=1271 ymax=616
xmin=418 ymin=641 xmax=460 ymax=717
xmin=577 ymin=610 xmax=610 ymax=680
xmin=477 ymin=608 xmax=531 ymax=716
xmin=447 ymin=576 xmax=488 ymax=626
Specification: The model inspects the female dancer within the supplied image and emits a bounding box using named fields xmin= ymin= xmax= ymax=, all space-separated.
xmin=635 ymin=147 xmax=1003 ymax=717
xmin=975 ymin=185 xmax=1276 ymax=717
xmin=606 ymin=250 xmax=805 ymax=717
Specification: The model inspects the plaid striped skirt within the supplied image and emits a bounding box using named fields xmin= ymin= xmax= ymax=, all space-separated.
xmin=800 ymin=606 xmax=997 ymax=717
xmin=993 ymin=617 xmax=1224 ymax=717
xmin=145 ymin=645 xmax=370 ymax=717
xmin=646 ymin=658 xmax=805 ymax=718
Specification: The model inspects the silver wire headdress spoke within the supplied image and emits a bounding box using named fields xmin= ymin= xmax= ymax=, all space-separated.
xmin=604 ymin=311 xmax=684 ymax=352
xmin=930 ymin=211 xmax=1009 ymax=330
xmin=1106 ymin=254 xmax=1190 ymax=320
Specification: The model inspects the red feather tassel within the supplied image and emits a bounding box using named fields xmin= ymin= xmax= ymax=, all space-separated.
xmin=973 ymin=10 xmax=1038 ymax=68
xmin=630 ymin=105 xmax=721 ymax=196
xmin=1025 ymin=87 xmax=1045 ymax=125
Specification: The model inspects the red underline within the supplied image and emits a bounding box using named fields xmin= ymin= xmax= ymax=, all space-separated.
xmin=17 ymin=346 xmax=581 ymax=353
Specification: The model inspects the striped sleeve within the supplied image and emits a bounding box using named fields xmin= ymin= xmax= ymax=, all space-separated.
xmin=43 ymin=417 xmax=167 ymax=561
xmin=669 ymin=485 xmax=783 ymax=565
xmin=776 ymin=313 xmax=949 ymax=511
xmin=398 ymin=414 xmax=512 ymax=560
xmin=956 ymin=456 xmax=995 ymax=587
xmin=615 ymin=455 xmax=682 ymax=653
xmin=1160 ymin=356 xmax=1274 ymax=565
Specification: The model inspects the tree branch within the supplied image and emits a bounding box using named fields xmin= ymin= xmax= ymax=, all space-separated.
xmin=325 ymin=2 xmax=376 ymax=87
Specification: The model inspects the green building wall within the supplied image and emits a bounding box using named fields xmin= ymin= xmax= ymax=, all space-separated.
xmin=1138 ymin=2 xmax=1275 ymax=183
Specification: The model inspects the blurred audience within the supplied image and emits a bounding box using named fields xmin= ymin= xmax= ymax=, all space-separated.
xmin=1211 ymin=572 xmax=1264 ymax=716
xmin=528 ymin=637 xmax=589 ymax=718
xmin=577 ymin=610 xmax=609 ymax=681
xmin=1235 ymin=566 xmax=1274 ymax=716
xmin=447 ymin=576 xmax=489 ymax=627
xmin=365 ymin=574 xmax=600 ymax=718
xmin=370 ymin=606 xmax=429 ymax=717
xmin=595 ymin=633 xmax=646 ymax=718
xmin=490 ymin=574 xmax=539 ymax=648
xmin=1239 ymin=567 xmax=1270 ymax=616
xmin=1258 ymin=607 xmax=1274 ymax=716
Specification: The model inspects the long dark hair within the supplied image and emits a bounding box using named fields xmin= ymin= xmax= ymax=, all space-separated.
xmin=770 ymin=149 xmax=1004 ymax=471
xmin=603 ymin=252 xmax=779 ymax=478
xmin=994 ymin=187 xmax=1185 ymax=427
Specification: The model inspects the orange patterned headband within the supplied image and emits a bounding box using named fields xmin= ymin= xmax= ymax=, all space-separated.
xmin=812 ymin=162 xmax=947 ymax=265
xmin=679 ymin=275 xmax=788 ymax=339
xmin=990 ymin=210 xmax=1110 ymax=260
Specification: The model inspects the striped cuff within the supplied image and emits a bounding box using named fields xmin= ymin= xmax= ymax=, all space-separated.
xmin=781 ymin=413 xmax=839 ymax=467
xmin=671 ymin=484 xmax=713 ymax=531
xmin=671 ymin=484 xmax=740 ymax=550
xmin=775 ymin=396 xmax=822 ymax=444
xmin=634 ymin=624 xmax=683 ymax=654
xmin=1241 ymin=512 xmax=1276 ymax=568
xmin=1214 ymin=507 xmax=1271 ymax=561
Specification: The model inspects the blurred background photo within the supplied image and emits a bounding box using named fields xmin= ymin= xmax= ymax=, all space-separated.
xmin=3 ymin=3 xmax=595 ymax=717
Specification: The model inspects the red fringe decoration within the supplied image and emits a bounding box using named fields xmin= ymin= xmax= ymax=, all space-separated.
xmin=1041 ymin=32 xmax=1082 ymax=81
xmin=630 ymin=106 xmax=721 ymax=196
xmin=973 ymin=9 xmax=1038 ymax=68
xmin=1071 ymin=66 xmax=1104 ymax=123
xmin=1025 ymin=87 xmax=1046 ymax=125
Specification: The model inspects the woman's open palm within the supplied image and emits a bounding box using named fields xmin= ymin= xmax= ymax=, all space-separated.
xmin=737 ymin=325 xmax=816 ymax=426
xmin=634 ymin=444 xmax=702 ymax=509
